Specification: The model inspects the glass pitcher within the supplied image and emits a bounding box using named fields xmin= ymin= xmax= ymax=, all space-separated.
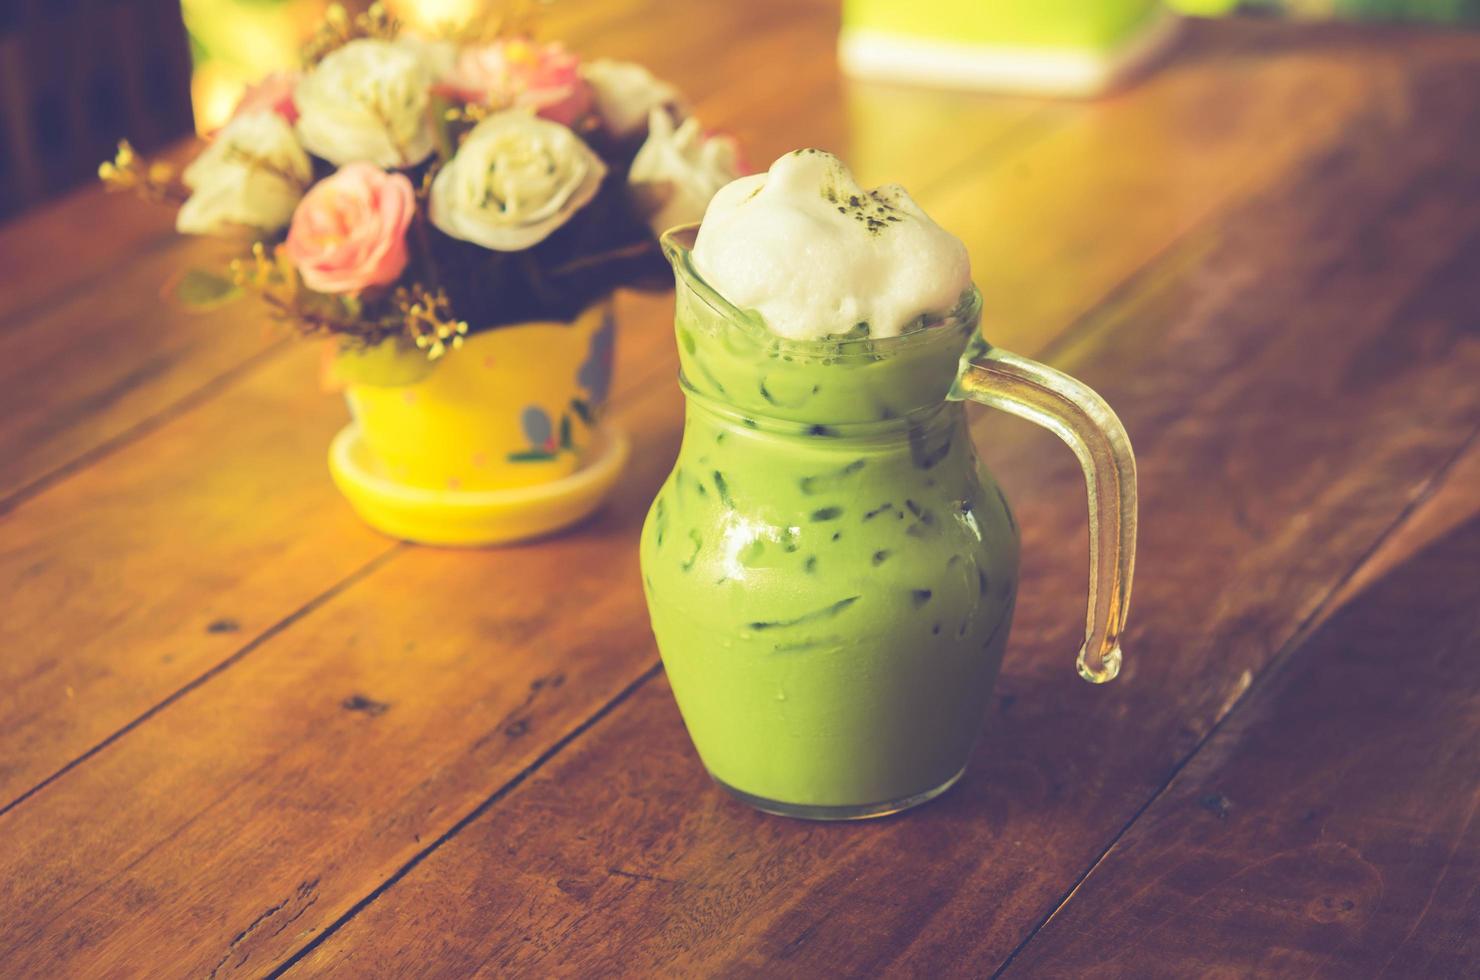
xmin=639 ymin=227 xmax=1136 ymax=820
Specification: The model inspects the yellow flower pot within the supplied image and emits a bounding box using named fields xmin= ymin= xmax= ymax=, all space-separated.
xmin=328 ymin=298 xmax=629 ymax=546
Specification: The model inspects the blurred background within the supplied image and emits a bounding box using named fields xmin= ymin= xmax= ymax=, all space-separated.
xmin=1 ymin=0 xmax=1477 ymax=221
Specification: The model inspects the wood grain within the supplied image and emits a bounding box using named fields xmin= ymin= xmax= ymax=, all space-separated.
xmin=3 ymin=12 xmax=1478 ymax=980
xmin=1001 ymin=436 xmax=1480 ymax=979
xmin=1322 ymin=424 xmax=1480 ymax=614
xmin=0 ymin=365 xmax=682 ymax=977
xmin=0 ymin=237 xmax=288 ymax=505
xmin=0 ymin=300 xmax=687 ymax=812
xmin=933 ymin=19 xmax=1480 ymax=354
xmin=0 ymin=345 xmax=390 ymax=806
xmin=0 ymin=8 xmax=1417 ymax=779
xmin=0 ymin=179 xmax=182 ymax=327
xmin=0 ymin=0 xmax=1052 ymax=814
xmin=283 ymin=28 xmax=1480 ymax=978
xmin=0 ymin=47 xmax=1058 ymax=980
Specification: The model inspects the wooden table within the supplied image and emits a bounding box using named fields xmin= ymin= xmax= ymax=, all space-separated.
xmin=3 ymin=4 xmax=1479 ymax=976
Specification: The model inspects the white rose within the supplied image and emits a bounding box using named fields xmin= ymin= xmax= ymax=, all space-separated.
xmin=295 ymin=38 xmax=436 ymax=168
xmin=628 ymin=108 xmax=742 ymax=236
xmin=581 ymin=59 xmax=681 ymax=138
xmin=430 ymin=110 xmax=607 ymax=251
xmin=177 ymin=110 xmax=310 ymax=236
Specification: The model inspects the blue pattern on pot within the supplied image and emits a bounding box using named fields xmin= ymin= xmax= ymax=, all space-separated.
xmin=521 ymin=405 xmax=555 ymax=451
xmin=577 ymin=311 xmax=615 ymax=407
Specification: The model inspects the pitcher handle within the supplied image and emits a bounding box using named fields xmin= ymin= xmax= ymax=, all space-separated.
xmin=955 ymin=344 xmax=1137 ymax=683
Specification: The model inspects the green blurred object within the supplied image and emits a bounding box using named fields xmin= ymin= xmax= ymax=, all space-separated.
xmin=179 ymin=0 xmax=323 ymax=132
xmin=1167 ymin=0 xmax=1240 ymax=14
xmin=170 ymin=269 xmax=243 ymax=310
xmin=844 ymin=0 xmax=1166 ymax=48
xmin=840 ymin=0 xmax=1180 ymax=96
xmin=1166 ymin=0 xmax=1480 ymax=20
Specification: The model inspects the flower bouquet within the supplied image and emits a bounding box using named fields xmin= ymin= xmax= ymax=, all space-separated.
xmin=101 ymin=3 xmax=742 ymax=545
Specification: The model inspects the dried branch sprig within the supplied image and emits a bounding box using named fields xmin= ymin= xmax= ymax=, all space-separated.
xmin=396 ymin=284 xmax=469 ymax=360
xmin=444 ymin=102 xmax=495 ymax=126
xmin=303 ymin=2 xmax=400 ymax=65
xmin=357 ymin=2 xmax=400 ymax=40
xmin=222 ymin=145 xmax=312 ymax=191
xmin=228 ymin=242 xmax=288 ymax=295
xmin=302 ymin=3 xmax=353 ymax=65
xmin=416 ymin=164 xmax=441 ymax=200
xmin=229 ymin=245 xmax=467 ymax=360
xmin=98 ymin=140 xmax=187 ymax=205
xmin=230 ymin=243 xmax=385 ymax=341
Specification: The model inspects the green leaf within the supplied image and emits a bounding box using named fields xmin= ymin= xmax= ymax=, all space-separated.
xmin=559 ymin=414 xmax=573 ymax=449
xmin=171 ymin=269 xmax=241 ymax=310
xmin=507 ymin=450 xmax=559 ymax=462
xmin=333 ymin=337 xmax=438 ymax=388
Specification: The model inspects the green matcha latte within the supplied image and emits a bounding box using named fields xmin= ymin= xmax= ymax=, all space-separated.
xmin=639 ymin=151 xmax=1019 ymax=818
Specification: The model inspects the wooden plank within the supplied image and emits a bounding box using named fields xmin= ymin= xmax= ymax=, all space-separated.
xmin=0 ymin=69 xmax=1052 ymax=980
xmin=0 ymin=368 xmax=684 ymax=978
xmin=1328 ymin=438 xmax=1480 ymax=609
xmin=0 ymin=180 xmax=181 ymax=327
xmin=934 ymin=19 xmax=1480 ymax=354
xmin=0 ymin=293 xmax=687 ymax=812
xmin=0 ymin=2 xmax=1047 ymax=807
xmin=276 ymin=28 xmax=1480 ymax=978
xmin=0 ymin=345 xmax=392 ymax=805
xmin=2 ymin=17 xmax=1473 ymax=980
xmin=0 ymin=238 xmax=289 ymax=505
xmin=1000 ymin=435 xmax=1480 ymax=978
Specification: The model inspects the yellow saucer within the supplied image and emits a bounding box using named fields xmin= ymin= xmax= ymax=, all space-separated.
xmin=328 ymin=423 xmax=631 ymax=547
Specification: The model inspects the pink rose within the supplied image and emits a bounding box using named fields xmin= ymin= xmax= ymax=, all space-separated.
xmin=232 ymin=71 xmax=299 ymax=124
xmin=441 ymin=38 xmax=592 ymax=127
xmin=284 ymin=163 xmax=415 ymax=294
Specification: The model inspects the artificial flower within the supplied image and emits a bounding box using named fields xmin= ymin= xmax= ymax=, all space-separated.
xmin=628 ymin=108 xmax=742 ymax=235
xmin=582 ymin=59 xmax=681 ymax=138
xmin=231 ymin=71 xmax=299 ymax=124
xmin=430 ymin=110 xmax=607 ymax=251
xmin=177 ymin=110 xmax=311 ymax=236
xmin=284 ymin=162 xmax=416 ymax=293
xmin=441 ymin=38 xmax=592 ymax=127
xmin=295 ymin=38 xmax=436 ymax=168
